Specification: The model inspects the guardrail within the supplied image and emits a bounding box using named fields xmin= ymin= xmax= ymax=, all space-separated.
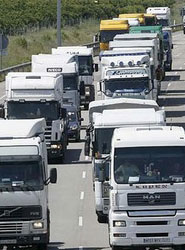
xmin=0 ymin=41 xmax=99 ymax=82
xmin=0 ymin=24 xmax=183 ymax=82
xmin=171 ymin=23 xmax=183 ymax=31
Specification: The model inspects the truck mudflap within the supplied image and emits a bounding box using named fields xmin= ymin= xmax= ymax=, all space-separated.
xmin=0 ymin=233 xmax=48 ymax=246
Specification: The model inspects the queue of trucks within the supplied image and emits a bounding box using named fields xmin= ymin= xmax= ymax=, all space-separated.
xmin=0 ymin=4 xmax=182 ymax=250
xmin=0 ymin=44 xmax=98 ymax=249
xmin=84 ymin=6 xmax=185 ymax=250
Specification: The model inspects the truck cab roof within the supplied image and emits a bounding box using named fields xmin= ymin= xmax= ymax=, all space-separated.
xmin=113 ymin=126 xmax=185 ymax=148
xmin=114 ymin=33 xmax=159 ymax=40
xmin=52 ymin=46 xmax=93 ymax=56
xmin=109 ymin=39 xmax=157 ymax=49
xmin=89 ymin=98 xmax=160 ymax=123
xmin=94 ymin=108 xmax=165 ymax=128
xmin=0 ymin=118 xmax=46 ymax=138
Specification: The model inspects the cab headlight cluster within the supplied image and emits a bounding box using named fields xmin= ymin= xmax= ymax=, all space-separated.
xmin=32 ymin=222 xmax=44 ymax=229
xmin=178 ymin=220 xmax=185 ymax=226
xmin=113 ymin=221 xmax=126 ymax=227
xmin=70 ymin=124 xmax=78 ymax=130
xmin=51 ymin=144 xmax=61 ymax=149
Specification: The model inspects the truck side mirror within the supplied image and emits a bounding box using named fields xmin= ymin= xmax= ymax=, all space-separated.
xmin=84 ymin=135 xmax=90 ymax=156
xmin=93 ymin=33 xmax=99 ymax=43
xmin=60 ymin=108 xmax=67 ymax=119
xmin=80 ymin=81 xmax=85 ymax=96
xmin=0 ymin=105 xmax=5 ymax=118
xmin=94 ymin=63 xmax=99 ymax=72
xmin=98 ymin=169 xmax=105 ymax=182
xmin=50 ymin=168 xmax=57 ymax=184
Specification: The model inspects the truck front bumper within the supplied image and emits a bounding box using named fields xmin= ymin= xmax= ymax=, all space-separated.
xmin=0 ymin=233 xmax=48 ymax=246
xmin=109 ymin=210 xmax=185 ymax=247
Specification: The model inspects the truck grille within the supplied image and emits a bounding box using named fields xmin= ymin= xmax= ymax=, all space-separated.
xmin=128 ymin=192 xmax=176 ymax=206
xmin=0 ymin=223 xmax=23 ymax=234
xmin=0 ymin=206 xmax=42 ymax=221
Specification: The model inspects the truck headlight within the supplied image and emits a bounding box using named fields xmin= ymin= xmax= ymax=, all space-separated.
xmin=70 ymin=124 xmax=78 ymax=130
xmin=178 ymin=220 xmax=185 ymax=226
xmin=32 ymin=222 xmax=44 ymax=229
xmin=113 ymin=221 xmax=126 ymax=227
xmin=51 ymin=144 xmax=61 ymax=149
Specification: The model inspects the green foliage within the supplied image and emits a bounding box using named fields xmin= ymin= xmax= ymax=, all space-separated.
xmin=0 ymin=0 xmax=176 ymax=34
xmin=15 ymin=37 xmax=28 ymax=49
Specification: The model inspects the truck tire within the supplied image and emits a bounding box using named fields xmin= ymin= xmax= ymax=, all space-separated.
xmin=84 ymin=104 xmax=89 ymax=110
xmin=97 ymin=214 xmax=107 ymax=223
xmin=76 ymin=131 xmax=80 ymax=142
xmin=184 ymin=28 xmax=185 ymax=34
xmin=37 ymin=243 xmax=48 ymax=250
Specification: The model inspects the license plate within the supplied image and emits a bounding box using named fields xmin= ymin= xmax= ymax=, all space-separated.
xmin=143 ymin=238 xmax=170 ymax=244
xmin=0 ymin=239 xmax=17 ymax=244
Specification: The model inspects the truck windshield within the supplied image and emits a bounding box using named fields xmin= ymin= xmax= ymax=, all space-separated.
xmin=78 ymin=56 xmax=93 ymax=76
xmin=104 ymin=78 xmax=149 ymax=97
xmin=95 ymin=128 xmax=114 ymax=154
xmin=114 ymin=146 xmax=185 ymax=184
xmin=7 ymin=101 xmax=59 ymax=120
xmin=100 ymin=30 xmax=128 ymax=43
xmin=63 ymin=75 xmax=78 ymax=90
xmin=0 ymin=161 xmax=43 ymax=191
xmin=156 ymin=19 xmax=169 ymax=27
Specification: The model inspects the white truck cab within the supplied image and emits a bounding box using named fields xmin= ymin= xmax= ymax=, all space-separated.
xmin=105 ymin=126 xmax=185 ymax=250
xmin=85 ymin=98 xmax=165 ymax=223
xmin=92 ymin=108 xmax=165 ymax=223
xmin=52 ymin=46 xmax=98 ymax=109
xmin=146 ymin=7 xmax=171 ymax=27
xmin=32 ymin=54 xmax=82 ymax=114
xmin=98 ymin=50 xmax=157 ymax=100
xmin=5 ymin=72 xmax=68 ymax=161
xmin=0 ymin=119 xmax=57 ymax=250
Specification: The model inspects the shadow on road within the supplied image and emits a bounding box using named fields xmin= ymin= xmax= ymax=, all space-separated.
xmin=48 ymin=241 xmax=64 ymax=249
xmin=64 ymin=148 xmax=82 ymax=164
xmin=166 ymin=110 xmax=185 ymax=118
xmin=171 ymin=68 xmax=185 ymax=72
xmin=164 ymin=75 xmax=180 ymax=81
xmin=158 ymin=96 xmax=185 ymax=107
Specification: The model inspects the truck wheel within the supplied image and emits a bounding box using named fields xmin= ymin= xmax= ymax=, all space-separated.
xmin=184 ymin=28 xmax=185 ymax=34
xmin=37 ymin=243 xmax=48 ymax=250
xmin=97 ymin=214 xmax=107 ymax=223
xmin=84 ymin=104 xmax=89 ymax=110
xmin=112 ymin=246 xmax=122 ymax=250
xmin=76 ymin=131 xmax=80 ymax=142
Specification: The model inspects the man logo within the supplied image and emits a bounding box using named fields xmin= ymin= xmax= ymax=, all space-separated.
xmin=143 ymin=194 xmax=161 ymax=204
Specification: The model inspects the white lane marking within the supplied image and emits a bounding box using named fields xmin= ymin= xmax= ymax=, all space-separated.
xmin=79 ymin=246 xmax=83 ymax=250
xmin=79 ymin=216 xmax=83 ymax=227
xmin=82 ymin=171 xmax=86 ymax=179
xmin=0 ymin=95 xmax=5 ymax=101
xmin=80 ymin=191 xmax=84 ymax=200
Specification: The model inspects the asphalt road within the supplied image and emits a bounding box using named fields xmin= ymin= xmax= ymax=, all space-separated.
xmin=0 ymin=30 xmax=185 ymax=250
